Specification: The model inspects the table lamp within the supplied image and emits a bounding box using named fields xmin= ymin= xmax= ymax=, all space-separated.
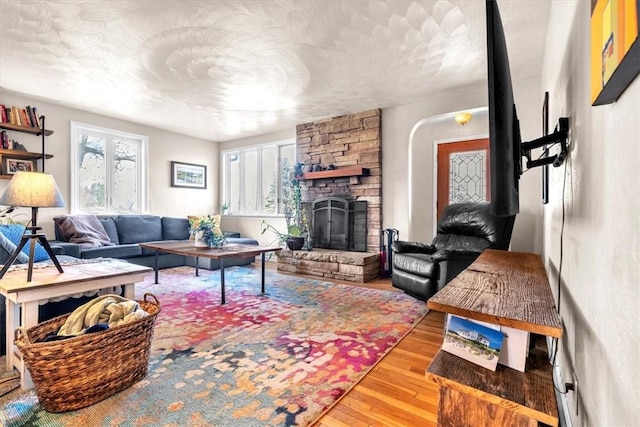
xmin=0 ymin=171 xmax=65 ymax=281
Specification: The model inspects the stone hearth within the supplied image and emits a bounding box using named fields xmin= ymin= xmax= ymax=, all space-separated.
xmin=277 ymin=249 xmax=380 ymax=283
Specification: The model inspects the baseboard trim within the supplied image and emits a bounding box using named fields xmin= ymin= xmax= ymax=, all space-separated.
xmin=548 ymin=336 xmax=573 ymax=427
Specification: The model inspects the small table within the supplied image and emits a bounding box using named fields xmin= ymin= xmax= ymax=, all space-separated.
xmin=139 ymin=241 xmax=282 ymax=304
xmin=0 ymin=259 xmax=151 ymax=390
xmin=425 ymin=250 xmax=563 ymax=426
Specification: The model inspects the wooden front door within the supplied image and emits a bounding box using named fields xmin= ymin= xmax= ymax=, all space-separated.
xmin=436 ymin=138 xmax=490 ymax=221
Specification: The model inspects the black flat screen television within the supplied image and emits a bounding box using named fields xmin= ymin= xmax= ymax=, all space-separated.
xmin=486 ymin=0 xmax=522 ymax=217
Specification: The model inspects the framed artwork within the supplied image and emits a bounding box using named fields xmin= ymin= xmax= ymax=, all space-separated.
xmin=590 ymin=0 xmax=640 ymax=105
xmin=542 ymin=91 xmax=549 ymax=205
xmin=4 ymin=158 xmax=36 ymax=175
xmin=171 ymin=161 xmax=207 ymax=189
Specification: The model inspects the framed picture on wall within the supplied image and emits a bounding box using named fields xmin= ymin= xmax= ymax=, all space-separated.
xmin=590 ymin=0 xmax=640 ymax=105
xmin=171 ymin=161 xmax=207 ymax=189
xmin=4 ymin=158 xmax=36 ymax=175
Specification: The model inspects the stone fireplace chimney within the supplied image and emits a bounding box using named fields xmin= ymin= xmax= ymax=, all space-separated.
xmin=296 ymin=109 xmax=382 ymax=252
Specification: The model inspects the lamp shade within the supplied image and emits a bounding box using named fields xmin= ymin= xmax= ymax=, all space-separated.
xmin=0 ymin=171 xmax=65 ymax=208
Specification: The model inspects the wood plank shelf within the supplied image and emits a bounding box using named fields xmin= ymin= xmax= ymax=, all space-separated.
xmin=0 ymin=123 xmax=53 ymax=136
xmin=426 ymin=339 xmax=558 ymax=426
xmin=425 ymin=249 xmax=563 ymax=427
xmin=0 ymin=149 xmax=53 ymax=161
xmin=301 ymin=166 xmax=370 ymax=180
xmin=427 ymin=250 xmax=562 ymax=337
xmin=0 ymin=149 xmax=54 ymax=180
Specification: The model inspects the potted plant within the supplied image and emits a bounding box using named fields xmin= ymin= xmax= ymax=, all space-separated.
xmin=261 ymin=161 xmax=305 ymax=250
xmin=189 ymin=214 xmax=226 ymax=248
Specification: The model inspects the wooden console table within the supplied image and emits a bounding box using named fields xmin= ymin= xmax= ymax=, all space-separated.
xmin=425 ymin=249 xmax=563 ymax=426
xmin=0 ymin=260 xmax=151 ymax=389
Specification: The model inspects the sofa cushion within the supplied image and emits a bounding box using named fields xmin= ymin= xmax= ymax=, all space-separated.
xmin=0 ymin=227 xmax=30 ymax=264
xmin=162 ymin=217 xmax=190 ymax=240
xmin=116 ymin=215 xmax=162 ymax=244
xmin=99 ymin=217 xmax=120 ymax=245
xmin=0 ymin=224 xmax=50 ymax=262
xmin=54 ymin=215 xmax=115 ymax=248
xmin=81 ymin=244 xmax=142 ymax=259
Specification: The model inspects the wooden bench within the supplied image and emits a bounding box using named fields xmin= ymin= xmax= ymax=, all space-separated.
xmin=425 ymin=249 xmax=563 ymax=426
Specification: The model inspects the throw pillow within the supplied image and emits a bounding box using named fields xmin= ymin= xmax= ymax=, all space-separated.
xmin=55 ymin=215 xmax=114 ymax=248
xmin=188 ymin=214 xmax=222 ymax=239
xmin=0 ymin=228 xmax=30 ymax=265
xmin=0 ymin=224 xmax=50 ymax=262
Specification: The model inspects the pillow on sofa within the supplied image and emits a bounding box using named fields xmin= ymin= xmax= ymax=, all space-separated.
xmin=55 ymin=215 xmax=115 ymax=248
xmin=0 ymin=224 xmax=50 ymax=262
xmin=0 ymin=227 xmax=30 ymax=264
xmin=188 ymin=214 xmax=222 ymax=240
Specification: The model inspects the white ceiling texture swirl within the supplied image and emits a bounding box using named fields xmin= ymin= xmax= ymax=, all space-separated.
xmin=0 ymin=0 xmax=550 ymax=141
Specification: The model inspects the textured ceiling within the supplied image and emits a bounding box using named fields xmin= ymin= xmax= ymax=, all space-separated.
xmin=0 ymin=0 xmax=550 ymax=142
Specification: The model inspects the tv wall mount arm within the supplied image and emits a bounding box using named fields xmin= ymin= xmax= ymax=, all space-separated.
xmin=522 ymin=117 xmax=569 ymax=169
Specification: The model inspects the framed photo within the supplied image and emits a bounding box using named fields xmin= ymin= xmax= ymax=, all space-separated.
xmin=4 ymin=158 xmax=36 ymax=175
xmin=171 ymin=161 xmax=207 ymax=189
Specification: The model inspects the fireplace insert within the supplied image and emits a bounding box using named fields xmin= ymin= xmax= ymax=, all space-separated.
xmin=306 ymin=197 xmax=367 ymax=252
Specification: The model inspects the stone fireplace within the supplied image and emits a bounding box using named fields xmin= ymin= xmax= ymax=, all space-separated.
xmin=276 ymin=109 xmax=382 ymax=282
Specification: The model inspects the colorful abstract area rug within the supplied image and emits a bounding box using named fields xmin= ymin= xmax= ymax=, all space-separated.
xmin=0 ymin=266 xmax=428 ymax=426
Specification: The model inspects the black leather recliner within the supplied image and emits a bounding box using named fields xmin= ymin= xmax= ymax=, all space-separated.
xmin=391 ymin=201 xmax=516 ymax=301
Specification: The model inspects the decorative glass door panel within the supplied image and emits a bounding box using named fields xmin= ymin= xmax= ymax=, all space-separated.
xmin=449 ymin=149 xmax=487 ymax=203
xmin=437 ymin=138 xmax=490 ymax=221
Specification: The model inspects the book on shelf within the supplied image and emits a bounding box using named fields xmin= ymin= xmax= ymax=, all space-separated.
xmin=10 ymin=106 xmax=20 ymax=125
xmin=0 ymin=104 xmax=44 ymax=128
xmin=19 ymin=109 xmax=30 ymax=127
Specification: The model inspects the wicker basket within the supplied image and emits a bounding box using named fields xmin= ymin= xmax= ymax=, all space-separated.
xmin=14 ymin=293 xmax=161 ymax=413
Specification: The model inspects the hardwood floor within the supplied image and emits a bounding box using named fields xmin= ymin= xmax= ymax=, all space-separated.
xmin=258 ymin=261 xmax=445 ymax=427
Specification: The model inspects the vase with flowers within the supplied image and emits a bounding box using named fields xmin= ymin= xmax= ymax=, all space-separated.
xmin=189 ymin=214 xmax=226 ymax=248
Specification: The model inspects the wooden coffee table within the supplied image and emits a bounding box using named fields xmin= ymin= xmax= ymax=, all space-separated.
xmin=139 ymin=241 xmax=282 ymax=304
xmin=0 ymin=259 xmax=151 ymax=389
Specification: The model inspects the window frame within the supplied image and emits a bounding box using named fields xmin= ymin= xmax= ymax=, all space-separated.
xmin=221 ymin=139 xmax=295 ymax=217
xmin=70 ymin=121 xmax=148 ymax=214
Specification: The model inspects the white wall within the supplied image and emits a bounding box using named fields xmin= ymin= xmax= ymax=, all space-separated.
xmin=219 ymin=76 xmax=545 ymax=254
xmin=542 ymin=2 xmax=639 ymax=426
xmin=382 ymin=76 xmax=543 ymax=253
xmin=0 ymin=92 xmax=217 ymax=235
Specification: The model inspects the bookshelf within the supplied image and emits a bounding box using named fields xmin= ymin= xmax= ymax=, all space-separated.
xmin=0 ymin=122 xmax=53 ymax=136
xmin=0 ymin=120 xmax=54 ymax=179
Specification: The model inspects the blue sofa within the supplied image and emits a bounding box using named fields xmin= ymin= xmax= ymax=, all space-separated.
xmin=50 ymin=214 xmax=259 ymax=270
xmin=0 ymin=215 xmax=259 ymax=355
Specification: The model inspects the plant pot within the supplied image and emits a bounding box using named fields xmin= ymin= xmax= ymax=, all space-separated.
xmin=194 ymin=231 xmax=207 ymax=247
xmin=286 ymin=237 xmax=305 ymax=251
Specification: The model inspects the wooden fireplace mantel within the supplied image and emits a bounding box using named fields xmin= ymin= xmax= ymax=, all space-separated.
xmin=301 ymin=166 xmax=370 ymax=182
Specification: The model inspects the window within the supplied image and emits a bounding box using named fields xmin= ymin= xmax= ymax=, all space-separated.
xmin=222 ymin=141 xmax=295 ymax=216
xmin=70 ymin=122 xmax=147 ymax=214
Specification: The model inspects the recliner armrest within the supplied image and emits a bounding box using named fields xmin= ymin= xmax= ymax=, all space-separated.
xmin=391 ymin=241 xmax=436 ymax=254
xmin=430 ymin=249 xmax=481 ymax=263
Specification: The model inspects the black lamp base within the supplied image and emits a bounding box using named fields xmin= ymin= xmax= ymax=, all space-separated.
xmin=0 ymin=229 xmax=64 ymax=282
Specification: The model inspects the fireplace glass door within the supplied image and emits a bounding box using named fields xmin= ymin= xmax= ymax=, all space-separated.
xmin=313 ymin=198 xmax=348 ymax=250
